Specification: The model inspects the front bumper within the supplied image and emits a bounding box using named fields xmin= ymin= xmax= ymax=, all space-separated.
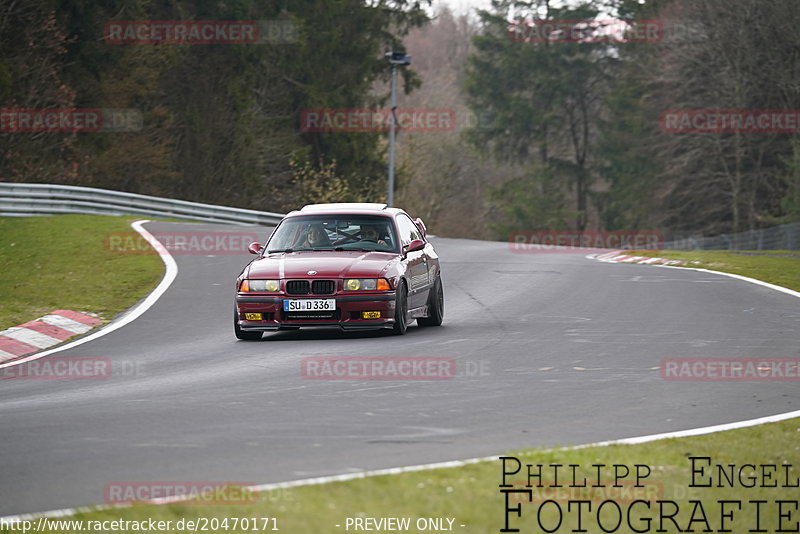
xmin=235 ymin=293 xmax=396 ymax=331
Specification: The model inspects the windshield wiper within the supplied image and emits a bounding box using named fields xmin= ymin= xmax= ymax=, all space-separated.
xmin=335 ymin=246 xmax=372 ymax=252
xmin=269 ymin=247 xmax=337 ymax=253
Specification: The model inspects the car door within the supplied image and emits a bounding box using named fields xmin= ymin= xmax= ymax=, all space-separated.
xmin=396 ymin=213 xmax=430 ymax=310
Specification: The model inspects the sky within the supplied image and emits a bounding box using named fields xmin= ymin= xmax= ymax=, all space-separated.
xmin=434 ymin=0 xmax=493 ymax=16
xmin=432 ymin=0 xmax=616 ymax=18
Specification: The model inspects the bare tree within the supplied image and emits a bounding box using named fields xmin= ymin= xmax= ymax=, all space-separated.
xmin=651 ymin=0 xmax=800 ymax=234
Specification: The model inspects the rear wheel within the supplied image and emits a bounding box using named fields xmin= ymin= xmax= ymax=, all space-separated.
xmin=417 ymin=276 xmax=444 ymax=327
xmin=392 ymin=282 xmax=408 ymax=335
xmin=234 ymin=309 xmax=262 ymax=340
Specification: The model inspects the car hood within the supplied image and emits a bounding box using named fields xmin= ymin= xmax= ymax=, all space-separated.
xmin=246 ymin=251 xmax=396 ymax=279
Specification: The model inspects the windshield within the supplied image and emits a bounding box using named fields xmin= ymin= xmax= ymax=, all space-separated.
xmin=266 ymin=215 xmax=398 ymax=253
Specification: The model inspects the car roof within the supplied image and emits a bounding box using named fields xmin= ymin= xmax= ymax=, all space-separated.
xmin=301 ymin=202 xmax=387 ymax=212
xmin=286 ymin=203 xmax=404 ymax=217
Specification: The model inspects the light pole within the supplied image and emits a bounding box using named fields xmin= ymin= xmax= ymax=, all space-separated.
xmin=386 ymin=51 xmax=411 ymax=207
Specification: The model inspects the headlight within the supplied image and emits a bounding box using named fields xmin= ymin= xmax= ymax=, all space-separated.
xmin=241 ymin=279 xmax=280 ymax=292
xmin=345 ymin=279 xmax=361 ymax=291
xmin=344 ymin=278 xmax=391 ymax=291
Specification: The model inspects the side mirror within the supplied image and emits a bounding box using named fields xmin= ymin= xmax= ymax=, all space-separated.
xmin=247 ymin=242 xmax=262 ymax=255
xmin=403 ymin=239 xmax=425 ymax=255
xmin=413 ymin=218 xmax=427 ymax=237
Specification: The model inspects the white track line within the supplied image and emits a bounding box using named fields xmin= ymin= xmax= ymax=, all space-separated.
xmin=589 ymin=250 xmax=800 ymax=299
xmin=0 ymin=220 xmax=177 ymax=370
xmin=652 ymin=263 xmax=800 ymax=298
xmin=2 ymin=242 xmax=798 ymax=520
xmin=3 ymin=409 xmax=799 ymax=522
xmin=232 ymin=407 xmax=800 ymax=494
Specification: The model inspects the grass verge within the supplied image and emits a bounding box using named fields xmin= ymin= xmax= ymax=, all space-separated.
xmin=2 ymin=224 xmax=797 ymax=532
xmin=0 ymin=215 xmax=164 ymax=330
xmin=14 ymin=417 xmax=799 ymax=533
xmin=627 ymin=249 xmax=800 ymax=292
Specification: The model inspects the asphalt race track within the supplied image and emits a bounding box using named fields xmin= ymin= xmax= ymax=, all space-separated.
xmin=1 ymin=221 xmax=798 ymax=516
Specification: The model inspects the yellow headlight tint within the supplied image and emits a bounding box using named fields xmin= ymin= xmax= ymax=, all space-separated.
xmin=242 ymin=279 xmax=280 ymax=292
xmin=346 ymin=279 xmax=361 ymax=291
xmin=265 ymin=280 xmax=280 ymax=291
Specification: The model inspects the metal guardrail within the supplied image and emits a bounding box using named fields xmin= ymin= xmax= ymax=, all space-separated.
xmin=664 ymin=222 xmax=800 ymax=251
xmin=0 ymin=183 xmax=284 ymax=226
xmin=3 ymin=183 xmax=797 ymax=248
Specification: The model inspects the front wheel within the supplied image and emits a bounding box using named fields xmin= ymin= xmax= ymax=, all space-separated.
xmin=417 ymin=276 xmax=444 ymax=327
xmin=234 ymin=309 xmax=262 ymax=340
xmin=392 ymin=282 xmax=408 ymax=335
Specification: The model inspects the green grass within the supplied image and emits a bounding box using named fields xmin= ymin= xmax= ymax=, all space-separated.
xmin=16 ymin=417 xmax=799 ymax=533
xmin=628 ymin=249 xmax=800 ymax=291
xmin=2 ymin=220 xmax=797 ymax=532
xmin=0 ymin=215 xmax=164 ymax=330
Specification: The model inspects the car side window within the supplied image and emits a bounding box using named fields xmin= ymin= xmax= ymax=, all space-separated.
xmin=396 ymin=214 xmax=422 ymax=245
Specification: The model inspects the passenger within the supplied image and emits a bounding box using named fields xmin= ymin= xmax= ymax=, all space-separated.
xmin=298 ymin=224 xmax=331 ymax=248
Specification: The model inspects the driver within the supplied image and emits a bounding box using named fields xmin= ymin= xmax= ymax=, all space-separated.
xmin=361 ymin=224 xmax=387 ymax=246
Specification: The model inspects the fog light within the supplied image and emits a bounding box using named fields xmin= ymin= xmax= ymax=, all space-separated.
xmin=244 ymin=313 xmax=263 ymax=321
xmin=361 ymin=311 xmax=381 ymax=319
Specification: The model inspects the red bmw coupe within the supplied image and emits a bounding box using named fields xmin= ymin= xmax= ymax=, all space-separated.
xmin=234 ymin=203 xmax=444 ymax=339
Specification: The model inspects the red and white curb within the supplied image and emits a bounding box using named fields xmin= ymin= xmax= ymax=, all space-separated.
xmin=0 ymin=220 xmax=177 ymax=372
xmin=0 ymin=223 xmax=799 ymax=522
xmin=0 ymin=310 xmax=102 ymax=364
xmin=593 ymin=250 xmax=687 ymax=265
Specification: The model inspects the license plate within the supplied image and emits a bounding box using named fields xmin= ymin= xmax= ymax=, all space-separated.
xmin=361 ymin=311 xmax=381 ymax=319
xmin=283 ymin=299 xmax=336 ymax=312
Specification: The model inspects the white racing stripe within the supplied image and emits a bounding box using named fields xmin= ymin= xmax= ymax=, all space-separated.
xmin=38 ymin=314 xmax=93 ymax=334
xmin=0 ymin=220 xmax=178 ymax=370
xmin=0 ymin=327 xmax=62 ymax=349
xmin=0 ymin=349 xmax=18 ymax=360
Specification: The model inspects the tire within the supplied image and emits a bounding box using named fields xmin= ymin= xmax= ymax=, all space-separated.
xmin=417 ymin=276 xmax=444 ymax=327
xmin=234 ymin=309 xmax=262 ymax=340
xmin=392 ymin=281 xmax=408 ymax=335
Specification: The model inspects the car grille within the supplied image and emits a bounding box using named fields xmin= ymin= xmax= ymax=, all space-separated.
xmin=286 ymin=280 xmax=310 ymax=295
xmin=311 ymin=280 xmax=335 ymax=295
xmin=285 ymin=279 xmax=336 ymax=295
